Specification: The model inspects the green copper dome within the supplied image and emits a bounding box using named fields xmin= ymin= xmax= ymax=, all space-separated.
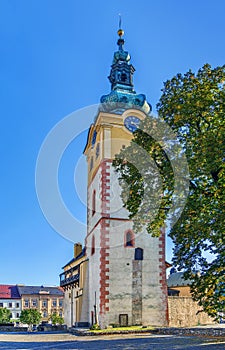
xmin=100 ymin=28 xmax=152 ymax=115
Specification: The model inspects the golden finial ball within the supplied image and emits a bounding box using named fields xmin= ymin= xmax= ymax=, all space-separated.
xmin=117 ymin=29 xmax=124 ymax=37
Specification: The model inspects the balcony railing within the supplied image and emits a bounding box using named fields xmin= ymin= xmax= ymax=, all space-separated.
xmin=60 ymin=273 xmax=79 ymax=287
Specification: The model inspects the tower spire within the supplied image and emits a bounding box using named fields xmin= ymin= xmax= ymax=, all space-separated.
xmin=107 ymin=23 xmax=134 ymax=92
xmin=100 ymin=23 xmax=152 ymax=115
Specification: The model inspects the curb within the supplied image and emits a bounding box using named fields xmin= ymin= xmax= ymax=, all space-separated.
xmin=69 ymin=327 xmax=225 ymax=337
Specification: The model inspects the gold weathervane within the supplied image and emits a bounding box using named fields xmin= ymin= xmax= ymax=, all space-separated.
xmin=117 ymin=13 xmax=124 ymax=37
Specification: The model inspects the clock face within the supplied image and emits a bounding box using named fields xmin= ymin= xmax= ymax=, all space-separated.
xmin=124 ymin=116 xmax=141 ymax=132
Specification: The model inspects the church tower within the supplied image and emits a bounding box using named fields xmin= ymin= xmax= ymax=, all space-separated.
xmin=83 ymin=27 xmax=168 ymax=328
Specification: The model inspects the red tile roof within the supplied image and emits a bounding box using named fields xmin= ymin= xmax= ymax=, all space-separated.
xmin=0 ymin=285 xmax=20 ymax=299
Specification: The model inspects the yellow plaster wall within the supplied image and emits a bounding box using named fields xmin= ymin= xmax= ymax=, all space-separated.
xmin=85 ymin=109 xmax=147 ymax=185
xmin=169 ymin=286 xmax=192 ymax=297
xmin=111 ymin=126 xmax=132 ymax=158
xmin=21 ymin=294 xmax=64 ymax=320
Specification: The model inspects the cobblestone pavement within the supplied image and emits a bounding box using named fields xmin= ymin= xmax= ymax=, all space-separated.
xmin=0 ymin=333 xmax=225 ymax=350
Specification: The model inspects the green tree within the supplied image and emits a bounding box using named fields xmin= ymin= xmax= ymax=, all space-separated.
xmin=0 ymin=307 xmax=11 ymax=323
xmin=48 ymin=312 xmax=64 ymax=325
xmin=20 ymin=309 xmax=41 ymax=330
xmin=113 ymin=64 xmax=225 ymax=320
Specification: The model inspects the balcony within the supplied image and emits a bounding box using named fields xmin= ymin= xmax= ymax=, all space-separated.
xmin=60 ymin=273 xmax=79 ymax=287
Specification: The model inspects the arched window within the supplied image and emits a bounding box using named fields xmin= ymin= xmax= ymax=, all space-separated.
xmin=125 ymin=230 xmax=134 ymax=247
xmin=91 ymin=235 xmax=95 ymax=255
xmin=121 ymin=72 xmax=127 ymax=82
xmin=92 ymin=190 xmax=96 ymax=216
xmin=135 ymin=247 xmax=143 ymax=260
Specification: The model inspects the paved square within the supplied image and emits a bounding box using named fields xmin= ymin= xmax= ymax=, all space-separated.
xmin=0 ymin=333 xmax=225 ymax=349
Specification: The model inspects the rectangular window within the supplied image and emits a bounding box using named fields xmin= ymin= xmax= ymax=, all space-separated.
xmin=24 ymin=300 xmax=29 ymax=307
xmin=0 ymin=303 xmax=3 ymax=307
xmin=42 ymin=300 xmax=47 ymax=307
xmin=16 ymin=303 xmax=20 ymax=308
xmin=43 ymin=310 xmax=48 ymax=318
xmin=32 ymin=299 xmax=37 ymax=307
xmin=52 ymin=299 xmax=57 ymax=307
xmin=135 ymin=247 xmax=143 ymax=260
xmin=92 ymin=190 xmax=96 ymax=216
xmin=90 ymin=156 xmax=94 ymax=171
xmin=96 ymin=143 xmax=100 ymax=159
xmin=59 ymin=299 xmax=63 ymax=307
xmin=16 ymin=313 xmax=20 ymax=318
xmin=8 ymin=302 xmax=12 ymax=308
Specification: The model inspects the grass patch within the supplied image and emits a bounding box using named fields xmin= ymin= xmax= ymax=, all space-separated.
xmin=89 ymin=325 xmax=154 ymax=333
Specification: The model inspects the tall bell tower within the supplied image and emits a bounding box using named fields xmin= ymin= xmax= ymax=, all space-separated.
xmin=83 ymin=27 xmax=168 ymax=328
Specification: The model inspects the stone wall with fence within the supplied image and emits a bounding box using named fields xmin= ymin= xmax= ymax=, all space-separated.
xmin=0 ymin=324 xmax=28 ymax=332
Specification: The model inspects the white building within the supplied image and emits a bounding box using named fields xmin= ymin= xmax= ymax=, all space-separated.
xmin=0 ymin=285 xmax=21 ymax=320
xmin=61 ymin=27 xmax=168 ymax=329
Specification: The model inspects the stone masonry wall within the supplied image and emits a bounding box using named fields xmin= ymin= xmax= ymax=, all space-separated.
xmin=0 ymin=325 xmax=28 ymax=332
xmin=168 ymin=296 xmax=215 ymax=327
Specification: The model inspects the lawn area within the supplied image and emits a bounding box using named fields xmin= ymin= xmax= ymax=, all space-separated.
xmin=89 ymin=325 xmax=154 ymax=333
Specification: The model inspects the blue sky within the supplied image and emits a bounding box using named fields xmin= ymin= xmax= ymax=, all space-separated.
xmin=0 ymin=0 xmax=224 ymax=286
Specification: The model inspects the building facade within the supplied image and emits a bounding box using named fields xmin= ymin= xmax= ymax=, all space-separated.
xmin=61 ymin=28 xmax=168 ymax=328
xmin=0 ymin=285 xmax=21 ymax=320
xmin=60 ymin=244 xmax=88 ymax=327
xmin=167 ymin=271 xmax=193 ymax=297
xmin=17 ymin=285 xmax=64 ymax=322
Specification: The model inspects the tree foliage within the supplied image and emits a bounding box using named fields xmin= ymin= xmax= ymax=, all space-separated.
xmin=113 ymin=64 xmax=225 ymax=320
xmin=0 ymin=307 xmax=11 ymax=323
xmin=20 ymin=309 xmax=41 ymax=328
xmin=48 ymin=312 xmax=64 ymax=325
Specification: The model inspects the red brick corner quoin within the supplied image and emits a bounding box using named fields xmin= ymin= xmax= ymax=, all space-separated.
xmin=99 ymin=160 xmax=111 ymax=314
xmin=159 ymin=227 xmax=169 ymax=324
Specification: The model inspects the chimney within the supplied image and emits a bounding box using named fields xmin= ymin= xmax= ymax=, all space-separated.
xmin=74 ymin=243 xmax=82 ymax=259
